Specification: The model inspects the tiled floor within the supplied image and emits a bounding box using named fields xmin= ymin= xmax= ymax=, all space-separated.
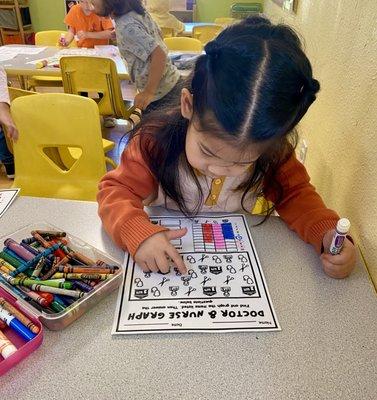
xmin=0 ymin=79 xmax=136 ymax=188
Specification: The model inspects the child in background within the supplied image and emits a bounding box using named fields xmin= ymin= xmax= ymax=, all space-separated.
xmin=146 ymin=0 xmax=185 ymax=36
xmin=0 ymin=66 xmax=18 ymax=179
xmin=61 ymin=0 xmax=115 ymax=48
xmin=91 ymin=0 xmax=183 ymax=113
xmin=97 ymin=17 xmax=356 ymax=279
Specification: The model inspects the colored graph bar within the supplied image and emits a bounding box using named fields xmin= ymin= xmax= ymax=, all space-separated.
xmin=212 ymin=224 xmax=226 ymax=250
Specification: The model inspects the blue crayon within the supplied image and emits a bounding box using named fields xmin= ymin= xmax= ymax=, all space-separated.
xmin=11 ymin=244 xmax=59 ymax=277
xmin=0 ymin=305 xmax=36 ymax=341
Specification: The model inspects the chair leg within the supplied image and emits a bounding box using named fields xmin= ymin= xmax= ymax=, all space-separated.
xmin=105 ymin=156 xmax=117 ymax=169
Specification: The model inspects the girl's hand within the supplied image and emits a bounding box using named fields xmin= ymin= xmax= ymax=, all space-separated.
xmin=134 ymin=90 xmax=154 ymax=110
xmin=134 ymin=228 xmax=188 ymax=274
xmin=0 ymin=109 xmax=19 ymax=141
xmin=320 ymin=230 xmax=357 ymax=279
xmin=58 ymin=37 xmax=67 ymax=47
xmin=77 ymin=30 xmax=88 ymax=40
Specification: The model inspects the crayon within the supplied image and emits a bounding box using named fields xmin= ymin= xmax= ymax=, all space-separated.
xmin=0 ymin=319 xmax=6 ymax=329
xmin=0 ymin=330 xmax=17 ymax=359
xmin=36 ymin=291 xmax=54 ymax=304
xmin=35 ymin=230 xmax=66 ymax=238
xmin=12 ymin=277 xmax=73 ymax=290
xmin=0 ymin=297 xmax=40 ymax=334
xmin=20 ymin=241 xmax=40 ymax=256
xmin=71 ymin=280 xmax=93 ymax=292
xmin=19 ymin=284 xmax=84 ymax=299
xmin=22 ymin=237 xmax=38 ymax=245
xmin=31 ymin=257 xmax=45 ymax=278
xmin=19 ymin=287 xmax=49 ymax=307
xmin=56 ymin=266 xmax=118 ymax=274
xmin=71 ymin=251 xmax=96 ymax=266
xmin=51 ymin=272 xmax=111 ymax=281
xmin=0 ymin=306 xmax=36 ymax=341
xmin=50 ymin=300 xmax=66 ymax=313
xmin=0 ymin=251 xmax=23 ymax=268
xmin=4 ymin=238 xmax=35 ymax=262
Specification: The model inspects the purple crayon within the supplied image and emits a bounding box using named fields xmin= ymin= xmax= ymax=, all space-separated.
xmin=4 ymin=238 xmax=35 ymax=262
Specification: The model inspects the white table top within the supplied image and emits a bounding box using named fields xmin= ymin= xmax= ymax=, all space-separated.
xmin=0 ymin=196 xmax=376 ymax=400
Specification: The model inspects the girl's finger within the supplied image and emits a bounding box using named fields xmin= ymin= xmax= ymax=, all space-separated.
xmin=166 ymin=245 xmax=186 ymax=274
xmin=146 ymin=258 xmax=159 ymax=273
xmin=139 ymin=262 xmax=150 ymax=273
xmin=155 ymin=253 xmax=170 ymax=274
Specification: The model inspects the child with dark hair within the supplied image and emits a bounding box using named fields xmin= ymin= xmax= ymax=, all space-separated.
xmin=97 ymin=17 xmax=356 ymax=279
xmin=91 ymin=0 xmax=183 ymax=113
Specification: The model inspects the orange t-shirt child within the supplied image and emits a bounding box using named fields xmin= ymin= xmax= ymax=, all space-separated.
xmin=64 ymin=4 xmax=114 ymax=48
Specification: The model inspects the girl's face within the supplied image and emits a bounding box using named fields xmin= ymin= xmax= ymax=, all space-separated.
xmin=181 ymin=89 xmax=261 ymax=178
xmin=79 ymin=0 xmax=94 ymax=15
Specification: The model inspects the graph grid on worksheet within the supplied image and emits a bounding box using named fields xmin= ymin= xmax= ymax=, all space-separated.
xmin=193 ymin=222 xmax=238 ymax=252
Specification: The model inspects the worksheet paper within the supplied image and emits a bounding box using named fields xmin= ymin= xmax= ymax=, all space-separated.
xmin=112 ymin=214 xmax=281 ymax=334
xmin=0 ymin=189 xmax=20 ymax=218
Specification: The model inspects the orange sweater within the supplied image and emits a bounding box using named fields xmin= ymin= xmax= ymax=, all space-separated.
xmin=97 ymin=136 xmax=339 ymax=256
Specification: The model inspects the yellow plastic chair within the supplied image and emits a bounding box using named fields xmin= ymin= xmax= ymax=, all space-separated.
xmin=192 ymin=24 xmax=223 ymax=45
xmin=6 ymin=87 xmax=115 ymax=170
xmin=164 ymin=37 xmax=203 ymax=52
xmin=60 ymin=56 xmax=137 ymax=124
xmin=11 ymin=93 xmax=111 ymax=201
xmin=214 ymin=17 xmax=236 ymax=26
xmin=28 ymin=30 xmax=77 ymax=91
xmin=161 ymin=27 xmax=175 ymax=38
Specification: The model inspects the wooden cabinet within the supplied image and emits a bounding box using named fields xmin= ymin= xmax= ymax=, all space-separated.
xmin=0 ymin=0 xmax=33 ymax=44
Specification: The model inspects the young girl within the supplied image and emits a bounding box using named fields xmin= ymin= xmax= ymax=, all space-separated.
xmin=61 ymin=0 xmax=115 ymax=48
xmin=97 ymin=16 xmax=356 ymax=279
xmin=92 ymin=0 xmax=183 ymax=113
xmin=146 ymin=0 xmax=185 ymax=36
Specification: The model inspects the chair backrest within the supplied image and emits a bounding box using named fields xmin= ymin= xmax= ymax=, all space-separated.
xmin=60 ymin=56 xmax=133 ymax=119
xmin=11 ymin=93 xmax=107 ymax=201
xmin=214 ymin=17 xmax=236 ymax=26
xmin=161 ymin=27 xmax=175 ymax=38
xmin=35 ymin=30 xmax=77 ymax=47
xmin=8 ymin=87 xmax=38 ymax=102
xmin=164 ymin=37 xmax=203 ymax=52
xmin=192 ymin=24 xmax=223 ymax=44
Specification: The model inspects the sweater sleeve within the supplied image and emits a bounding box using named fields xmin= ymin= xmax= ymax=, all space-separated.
xmin=97 ymin=135 xmax=167 ymax=256
xmin=0 ymin=66 xmax=10 ymax=104
xmin=264 ymin=153 xmax=339 ymax=254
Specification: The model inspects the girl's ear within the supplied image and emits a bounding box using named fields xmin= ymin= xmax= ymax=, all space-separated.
xmin=181 ymin=88 xmax=193 ymax=120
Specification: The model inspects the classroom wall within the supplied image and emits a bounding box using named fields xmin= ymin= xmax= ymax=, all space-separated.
xmin=196 ymin=0 xmax=263 ymax=22
xmin=29 ymin=0 xmax=66 ymax=32
xmin=263 ymin=0 xmax=377 ymax=282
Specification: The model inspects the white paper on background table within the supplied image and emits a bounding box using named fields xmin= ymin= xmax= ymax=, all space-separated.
xmin=0 ymin=189 xmax=20 ymax=218
xmin=112 ymin=214 xmax=280 ymax=334
xmin=0 ymin=47 xmax=47 ymax=59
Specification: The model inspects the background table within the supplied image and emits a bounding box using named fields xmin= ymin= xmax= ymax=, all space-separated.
xmin=0 ymin=196 xmax=376 ymax=400
xmin=1 ymin=45 xmax=129 ymax=82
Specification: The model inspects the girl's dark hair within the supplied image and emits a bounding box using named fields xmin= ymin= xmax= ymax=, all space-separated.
xmin=100 ymin=0 xmax=145 ymax=17
xmin=135 ymin=15 xmax=320 ymax=218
